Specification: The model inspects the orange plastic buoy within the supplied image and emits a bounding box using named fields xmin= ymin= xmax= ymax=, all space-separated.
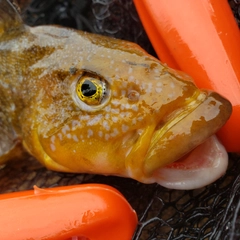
xmin=0 ymin=184 xmax=138 ymax=240
xmin=134 ymin=0 xmax=240 ymax=152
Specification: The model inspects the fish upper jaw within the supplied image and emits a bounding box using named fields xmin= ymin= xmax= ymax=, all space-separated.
xmin=136 ymin=91 xmax=232 ymax=182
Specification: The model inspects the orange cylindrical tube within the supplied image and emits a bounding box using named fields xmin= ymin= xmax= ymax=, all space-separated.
xmin=134 ymin=0 xmax=240 ymax=152
xmin=0 ymin=184 xmax=138 ymax=240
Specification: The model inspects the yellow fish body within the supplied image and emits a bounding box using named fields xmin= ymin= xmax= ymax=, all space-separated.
xmin=0 ymin=0 xmax=232 ymax=189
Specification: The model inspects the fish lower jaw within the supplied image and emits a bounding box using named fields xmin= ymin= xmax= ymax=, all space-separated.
xmin=149 ymin=135 xmax=228 ymax=190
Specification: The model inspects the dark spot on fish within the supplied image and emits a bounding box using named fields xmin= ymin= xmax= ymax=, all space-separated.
xmin=69 ymin=66 xmax=77 ymax=75
xmin=22 ymin=45 xmax=55 ymax=65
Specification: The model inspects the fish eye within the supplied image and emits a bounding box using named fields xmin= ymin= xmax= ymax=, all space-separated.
xmin=71 ymin=72 xmax=110 ymax=112
xmin=76 ymin=76 xmax=107 ymax=105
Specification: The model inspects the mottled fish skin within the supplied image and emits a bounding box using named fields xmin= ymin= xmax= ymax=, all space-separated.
xmin=0 ymin=0 xmax=232 ymax=185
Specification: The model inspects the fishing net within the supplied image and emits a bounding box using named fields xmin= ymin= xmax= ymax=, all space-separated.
xmin=1 ymin=0 xmax=240 ymax=239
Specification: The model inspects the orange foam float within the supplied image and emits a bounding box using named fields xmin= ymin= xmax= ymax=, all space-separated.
xmin=0 ymin=184 xmax=138 ymax=240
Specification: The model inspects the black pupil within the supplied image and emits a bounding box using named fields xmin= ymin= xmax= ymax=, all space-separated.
xmin=81 ymin=80 xmax=97 ymax=97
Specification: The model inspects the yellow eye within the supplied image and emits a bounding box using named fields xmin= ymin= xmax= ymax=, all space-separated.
xmin=71 ymin=73 xmax=110 ymax=112
xmin=76 ymin=76 xmax=106 ymax=105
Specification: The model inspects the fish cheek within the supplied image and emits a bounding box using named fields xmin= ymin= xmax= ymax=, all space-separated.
xmin=38 ymin=135 xmax=94 ymax=172
xmin=37 ymin=129 xmax=126 ymax=174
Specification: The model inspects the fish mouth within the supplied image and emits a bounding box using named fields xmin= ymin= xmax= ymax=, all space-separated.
xmin=137 ymin=90 xmax=231 ymax=188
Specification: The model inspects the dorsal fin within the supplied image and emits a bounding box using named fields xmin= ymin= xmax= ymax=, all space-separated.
xmin=0 ymin=0 xmax=25 ymax=40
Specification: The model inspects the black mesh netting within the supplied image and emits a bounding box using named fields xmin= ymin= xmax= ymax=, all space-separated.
xmin=1 ymin=1 xmax=240 ymax=239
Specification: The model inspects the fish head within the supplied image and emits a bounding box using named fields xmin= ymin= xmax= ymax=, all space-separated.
xmin=21 ymin=27 xmax=232 ymax=188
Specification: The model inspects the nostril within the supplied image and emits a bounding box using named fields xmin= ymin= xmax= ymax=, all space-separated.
xmin=128 ymin=90 xmax=140 ymax=102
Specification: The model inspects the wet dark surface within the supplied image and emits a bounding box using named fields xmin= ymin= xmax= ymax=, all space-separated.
xmin=1 ymin=1 xmax=240 ymax=239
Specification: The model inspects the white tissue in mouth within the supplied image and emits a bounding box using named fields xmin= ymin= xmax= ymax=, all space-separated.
xmin=154 ymin=135 xmax=228 ymax=190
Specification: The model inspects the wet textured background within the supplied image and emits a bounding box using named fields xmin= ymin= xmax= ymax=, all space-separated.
xmin=1 ymin=1 xmax=240 ymax=239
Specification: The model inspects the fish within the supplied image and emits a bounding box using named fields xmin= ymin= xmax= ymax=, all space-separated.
xmin=0 ymin=0 xmax=232 ymax=190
